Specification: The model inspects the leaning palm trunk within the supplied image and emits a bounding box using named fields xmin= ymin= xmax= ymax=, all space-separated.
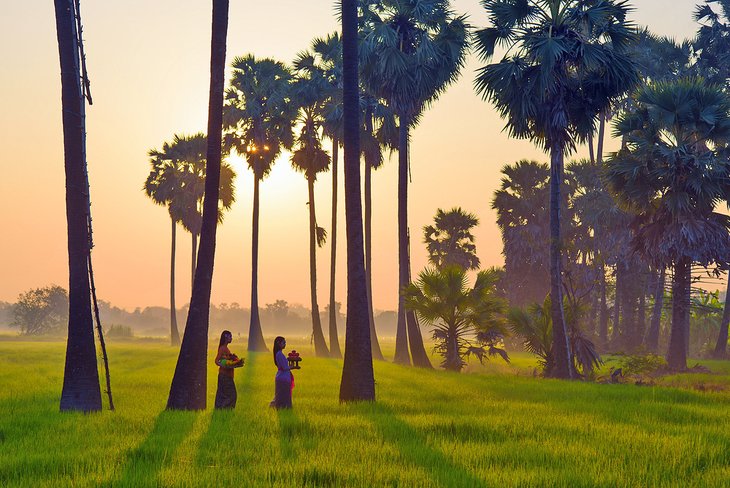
xmin=308 ymin=177 xmax=329 ymax=357
xmin=191 ymin=233 xmax=198 ymax=289
xmin=713 ymin=277 xmax=730 ymax=359
xmin=248 ymin=177 xmax=267 ymax=351
xmin=328 ymin=138 xmax=342 ymax=358
xmin=394 ymin=114 xmax=411 ymax=365
xmin=339 ymin=0 xmax=375 ymax=402
xmin=170 ymin=217 xmax=180 ymax=346
xmin=56 ymin=0 xmax=102 ymax=412
xmin=548 ymin=142 xmax=573 ymax=379
xmin=167 ymin=0 xmax=229 ymax=410
xmin=667 ymin=257 xmax=690 ymax=370
xmin=645 ymin=267 xmax=665 ymax=351
xmin=364 ymin=139 xmax=384 ymax=361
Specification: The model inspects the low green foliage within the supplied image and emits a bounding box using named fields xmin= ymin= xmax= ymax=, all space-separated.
xmin=1 ymin=341 xmax=730 ymax=487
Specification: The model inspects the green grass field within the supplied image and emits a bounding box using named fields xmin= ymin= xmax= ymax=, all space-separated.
xmin=1 ymin=339 xmax=730 ymax=487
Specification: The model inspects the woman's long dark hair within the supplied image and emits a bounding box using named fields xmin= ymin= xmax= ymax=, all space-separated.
xmin=273 ymin=336 xmax=285 ymax=365
xmin=219 ymin=330 xmax=232 ymax=348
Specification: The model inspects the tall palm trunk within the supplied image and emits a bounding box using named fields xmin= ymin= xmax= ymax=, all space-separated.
xmin=394 ymin=113 xmax=411 ymax=365
xmin=248 ymin=177 xmax=267 ymax=351
xmin=328 ymin=138 xmax=342 ymax=358
xmin=713 ymin=276 xmax=730 ymax=359
xmin=612 ymin=263 xmax=623 ymax=346
xmin=548 ymin=142 xmax=573 ymax=379
xmin=636 ymin=277 xmax=646 ymax=350
xmin=339 ymin=0 xmax=375 ymax=402
xmin=599 ymin=262 xmax=609 ymax=345
xmin=445 ymin=324 xmax=460 ymax=372
xmin=406 ymin=231 xmax=432 ymax=368
xmin=596 ymin=112 xmax=606 ymax=164
xmin=308 ymin=177 xmax=330 ymax=357
xmin=364 ymin=113 xmax=384 ymax=361
xmin=56 ymin=0 xmax=102 ymax=412
xmin=191 ymin=233 xmax=198 ymax=288
xmin=646 ymin=267 xmax=665 ymax=351
xmin=667 ymin=257 xmax=690 ymax=370
xmin=166 ymin=0 xmax=229 ymax=410
xmin=170 ymin=217 xmax=180 ymax=346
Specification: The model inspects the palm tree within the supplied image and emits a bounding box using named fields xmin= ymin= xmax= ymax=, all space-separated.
xmin=360 ymin=0 xmax=468 ymax=368
xmin=404 ymin=266 xmax=509 ymax=372
xmin=54 ymin=0 xmax=102 ymax=412
xmin=694 ymin=0 xmax=730 ymax=86
xmin=224 ymin=55 xmax=297 ymax=352
xmin=423 ymin=207 xmax=480 ymax=270
xmin=713 ymin=276 xmax=730 ymax=358
xmin=605 ymin=78 xmax=730 ymax=371
xmin=166 ymin=0 xmax=229 ymax=410
xmin=492 ymin=160 xmax=551 ymax=306
xmin=474 ymin=0 xmax=638 ymax=378
xmin=339 ymin=0 xmax=376 ymax=402
xmin=290 ymin=70 xmax=331 ymax=357
xmin=145 ymin=134 xmax=236 ymax=346
xmin=299 ymin=33 xmax=345 ymax=359
xmin=144 ymin=151 xmax=184 ymax=346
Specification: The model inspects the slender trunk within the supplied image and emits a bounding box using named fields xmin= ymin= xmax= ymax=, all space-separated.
xmin=548 ymin=142 xmax=573 ymax=379
xmin=394 ymin=112 xmax=411 ymax=365
xmin=328 ymin=138 xmax=342 ymax=358
xmin=364 ymin=111 xmax=384 ymax=361
xmin=248 ymin=177 xmax=267 ymax=351
xmin=55 ymin=0 xmax=101 ymax=412
xmin=339 ymin=0 xmax=375 ymax=402
xmin=599 ymin=262 xmax=609 ymax=345
xmin=612 ymin=264 xmax=622 ymax=347
xmin=407 ymin=229 xmax=432 ymax=368
xmin=667 ymin=257 xmax=690 ymax=371
xmin=620 ymin=264 xmax=635 ymax=350
xmin=166 ymin=0 xmax=229 ymax=410
xmin=588 ymin=131 xmax=595 ymax=164
xmin=646 ymin=267 xmax=665 ymax=352
xmin=308 ymin=177 xmax=329 ymax=357
xmin=636 ymin=276 xmax=646 ymax=351
xmin=596 ymin=112 xmax=606 ymax=164
xmin=170 ymin=217 xmax=180 ymax=346
xmin=191 ymin=233 xmax=198 ymax=292
xmin=713 ymin=276 xmax=730 ymax=359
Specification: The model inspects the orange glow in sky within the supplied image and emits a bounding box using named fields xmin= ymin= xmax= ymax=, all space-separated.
xmin=0 ymin=0 xmax=701 ymax=314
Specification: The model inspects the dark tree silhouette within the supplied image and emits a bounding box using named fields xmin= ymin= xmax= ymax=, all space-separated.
xmin=54 ymin=0 xmax=102 ymax=412
xmin=339 ymin=0 xmax=375 ymax=402
xmin=166 ymin=0 xmax=229 ymax=410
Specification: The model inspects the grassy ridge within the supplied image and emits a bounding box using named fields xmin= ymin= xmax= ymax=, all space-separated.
xmin=1 ymin=341 xmax=729 ymax=487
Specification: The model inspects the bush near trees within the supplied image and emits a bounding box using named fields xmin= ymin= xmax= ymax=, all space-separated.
xmin=11 ymin=285 xmax=68 ymax=335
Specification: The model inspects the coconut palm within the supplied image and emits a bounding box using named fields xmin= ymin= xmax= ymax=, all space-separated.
xmin=167 ymin=0 xmax=229 ymax=410
xmin=290 ymin=70 xmax=331 ymax=357
xmin=224 ymin=55 xmax=297 ymax=352
xmin=404 ymin=266 xmax=509 ymax=372
xmin=423 ymin=208 xmax=480 ymax=270
xmin=474 ymin=0 xmax=639 ymax=378
xmin=54 ymin=0 xmax=102 ymax=412
xmin=605 ymin=78 xmax=730 ymax=371
xmin=339 ymin=0 xmax=375 ymax=402
xmin=360 ymin=0 xmax=468 ymax=368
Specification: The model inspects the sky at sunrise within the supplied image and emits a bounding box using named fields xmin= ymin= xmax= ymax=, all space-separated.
xmin=0 ymin=0 xmax=703 ymax=313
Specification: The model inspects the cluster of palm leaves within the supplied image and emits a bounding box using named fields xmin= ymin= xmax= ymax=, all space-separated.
xmin=490 ymin=1 xmax=730 ymax=373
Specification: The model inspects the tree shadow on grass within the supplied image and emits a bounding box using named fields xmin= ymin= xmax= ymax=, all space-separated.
xmin=115 ymin=410 xmax=197 ymax=487
xmin=277 ymin=407 xmax=300 ymax=463
xmin=355 ymin=402 xmax=486 ymax=488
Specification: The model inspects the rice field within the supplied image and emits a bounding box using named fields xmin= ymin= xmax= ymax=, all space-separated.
xmin=1 ymin=339 xmax=729 ymax=487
